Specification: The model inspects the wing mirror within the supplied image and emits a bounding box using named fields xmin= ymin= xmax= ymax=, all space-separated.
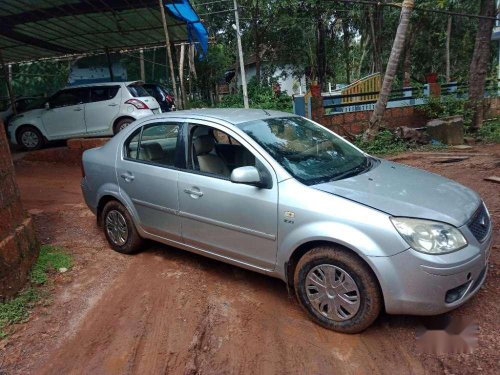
xmin=230 ymin=166 xmax=265 ymax=188
xmin=44 ymin=102 xmax=50 ymax=110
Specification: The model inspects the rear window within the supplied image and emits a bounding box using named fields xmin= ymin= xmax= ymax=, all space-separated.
xmin=127 ymin=84 xmax=149 ymax=98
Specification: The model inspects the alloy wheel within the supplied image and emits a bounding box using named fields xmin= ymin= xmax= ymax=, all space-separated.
xmin=305 ymin=264 xmax=361 ymax=321
xmin=105 ymin=209 xmax=129 ymax=246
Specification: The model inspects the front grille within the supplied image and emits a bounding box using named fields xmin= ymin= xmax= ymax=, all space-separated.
xmin=467 ymin=203 xmax=491 ymax=242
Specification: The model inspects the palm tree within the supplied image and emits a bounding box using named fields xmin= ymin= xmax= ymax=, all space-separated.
xmin=363 ymin=0 xmax=415 ymax=141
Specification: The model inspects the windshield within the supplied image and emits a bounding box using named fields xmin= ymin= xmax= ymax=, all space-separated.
xmin=239 ymin=116 xmax=370 ymax=185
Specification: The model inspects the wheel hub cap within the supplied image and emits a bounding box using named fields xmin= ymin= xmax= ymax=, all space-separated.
xmin=105 ymin=210 xmax=128 ymax=246
xmin=21 ymin=131 xmax=39 ymax=148
xmin=305 ymin=264 xmax=361 ymax=321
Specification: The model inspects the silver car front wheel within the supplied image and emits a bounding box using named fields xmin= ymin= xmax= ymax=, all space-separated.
xmin=305 ymin=264 xmax=361 ymax=321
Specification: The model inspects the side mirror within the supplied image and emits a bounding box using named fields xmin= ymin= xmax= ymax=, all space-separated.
xmin=230 ymin=166 xmax=264 ymax=187
xmin=44 ymin=102 xmax=50 ymax=110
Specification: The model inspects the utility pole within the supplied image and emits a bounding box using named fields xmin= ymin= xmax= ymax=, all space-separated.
xmin=158 ymin=0 xmax=179 ymax=108
xmin=233 ymin=0 xmax=249 ymax=109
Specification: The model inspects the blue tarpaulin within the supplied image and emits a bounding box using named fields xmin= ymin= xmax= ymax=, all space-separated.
xmin=165 ymin=0 xmax=208 ymax=59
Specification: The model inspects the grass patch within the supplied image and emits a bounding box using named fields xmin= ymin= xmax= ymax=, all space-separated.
xmin=31 ymin=245 xmax=72 ymax=285
xmin=0 ymin=245 xmax=72 ymax=338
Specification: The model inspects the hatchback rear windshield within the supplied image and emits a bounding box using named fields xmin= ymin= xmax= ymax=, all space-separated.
xmin=127 ymin=84 xmax=149 ymax=97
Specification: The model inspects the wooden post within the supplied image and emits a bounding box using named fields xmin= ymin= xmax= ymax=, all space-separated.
xmin=0 ymin=50 xmax=17 ymax=115
xmin=105 ymin=47 xmax=114 ymax=82
xmin=158 ymin=0 xmax=179 ymax=107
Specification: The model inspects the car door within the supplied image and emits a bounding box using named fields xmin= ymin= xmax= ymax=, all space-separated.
xmin=42 ymin=88 xmax=89 ymax=139
xmin=85 ymin=86 xmax=121 ymax=135
xmin=117 ymin=121 xmax=184 ymax=241
xmin=177 ymin=122 xmax=278 ymax=270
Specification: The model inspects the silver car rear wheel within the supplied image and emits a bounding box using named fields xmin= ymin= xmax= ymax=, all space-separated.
xmin=105 ymin=209 xmax=129 ymax=246
xmin=305 ymin=264 xmax=361 ymax=321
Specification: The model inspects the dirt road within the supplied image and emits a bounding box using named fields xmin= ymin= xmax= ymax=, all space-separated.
xmin=1 ymin=145 xmax=499 ymax=374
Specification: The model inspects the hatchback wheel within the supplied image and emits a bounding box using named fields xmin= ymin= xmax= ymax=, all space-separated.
xmin=17 ymin=126 xmax=43 ymax=150
xmin=294 ymin=246 xmax=382 ymax=333
xmin=114 ymin=118 xmax=133 ymax=134
xmin=102 ymin=200 xmax=143 ymax=254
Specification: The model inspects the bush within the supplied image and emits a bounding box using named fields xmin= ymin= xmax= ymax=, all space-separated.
xmin=354 ymin=130 xmax=409 ymax=155
xmin=420 ymin=96 xmax=473 ymax=128
xmin=218 ymin=78 xmax=293 ymax=112
xmin=478 ymin=119 xmax=500 ymax=143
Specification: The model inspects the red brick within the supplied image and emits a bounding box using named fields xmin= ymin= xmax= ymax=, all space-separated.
xmin=350 ymin=123 xmax=366 ymax=134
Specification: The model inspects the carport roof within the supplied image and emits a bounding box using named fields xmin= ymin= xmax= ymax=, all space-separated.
xmin=0 ymin=0 xmax=196 ymax=64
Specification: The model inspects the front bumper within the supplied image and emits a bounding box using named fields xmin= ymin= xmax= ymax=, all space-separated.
xmin=370 ymin=225 xmax=492 ymax=316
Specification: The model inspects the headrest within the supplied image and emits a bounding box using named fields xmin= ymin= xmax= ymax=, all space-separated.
xmin=193 ymin=135 xmax=215 ymax=156
xmin=141 ymin=142 xmax=164 ymax=161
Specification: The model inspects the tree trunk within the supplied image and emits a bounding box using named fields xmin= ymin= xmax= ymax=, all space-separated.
xmin=468 ymin=0 xmax=495 ymax=129
xmin=316 ymin=14 xmax=327 ymax=90
xmin=253 ymin=0 xmax=261 ymax=83
xmin=342 ymin=18 xmax=351 ymax=83
xmin=402 ymin=24 xmax=415 ymax=87
xmin=445 ymin=16 xmax=452 ymax=82
xmin=364 ymin=0 xmax=414 ymax=141
xmin=369 ymin=8 xmax=383 ymax=74
xmin=358 ymin=33 xmax=370 ymax=79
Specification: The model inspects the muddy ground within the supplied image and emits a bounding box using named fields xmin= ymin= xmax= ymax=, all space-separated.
xmin=0 ymin=144 xmax=499 ymax=375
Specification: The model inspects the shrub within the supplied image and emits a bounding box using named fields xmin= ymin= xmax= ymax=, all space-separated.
xmin=354 ymin=129 xmax=409 ymax=155
xmin=478 ymin=119 xmax=500 ymax=143
xmin=420 ymin=96 xmax=473 ymax=128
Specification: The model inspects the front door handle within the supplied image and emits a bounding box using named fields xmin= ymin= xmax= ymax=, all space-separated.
xmin=184 ymin=188 xmax=203 ymax=198
xmin=120 ymin=172 xmax=135 ymax=182
xmin=108 ymin=103 xmax=118 ymax=107
xmin=74 ymin=108 xmax=83 ymax=111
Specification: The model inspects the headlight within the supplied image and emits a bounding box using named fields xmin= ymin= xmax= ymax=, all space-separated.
xmin=391 ymin=217 xmax=467 ymax=254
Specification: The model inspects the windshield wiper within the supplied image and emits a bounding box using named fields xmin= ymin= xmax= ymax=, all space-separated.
xmin=329 ymin=157 xmax=372 ymax=181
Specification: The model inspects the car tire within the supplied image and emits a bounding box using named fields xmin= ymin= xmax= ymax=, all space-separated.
xmin=17 ymin=126 xmax=44 ymax=151
xmin=294 ymin=246 xmax=382 ymax=333
xmin=113 ymin=118 xmax=133 ymax=134
xmin=102 ymin=200 xmax=143 ymax=254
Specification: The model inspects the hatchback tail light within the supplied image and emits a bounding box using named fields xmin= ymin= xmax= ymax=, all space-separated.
xmin=125 ymin=98 xmax=149 ymax=109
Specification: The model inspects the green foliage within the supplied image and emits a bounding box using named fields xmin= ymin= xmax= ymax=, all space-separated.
xmin=478 ymin=118 xmax=500 ymax=143
xmin=0 ymin=289 xmax=40 ymax=336
xmin=218 ymin=78 xmax=292 ymax=112
xmin=30 ymin=245 xmax=72 ymax=285
xmin=0 ymin=245 xmax=72 ymax=338
xmin=354 ymin=130 xmax=409 ymax=155
xmin=420 ymin=96 xmax=474 ymax=128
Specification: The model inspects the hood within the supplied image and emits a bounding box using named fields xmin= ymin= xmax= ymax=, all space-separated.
xmin=10 ymin=109 xmax=45 ymax=124
xmin=313 ymin=159 xmax=480 ymax=227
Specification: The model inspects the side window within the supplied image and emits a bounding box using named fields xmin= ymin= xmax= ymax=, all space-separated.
xmin=189 ymin=125 xmax=256 ymax=178
xmin=125 ymin=128 xmax=141 ymax=159
xmin=125 ymin=123 xmax=180 ymax=167
xmin=50 ymin=89 xmax=89 ymax=108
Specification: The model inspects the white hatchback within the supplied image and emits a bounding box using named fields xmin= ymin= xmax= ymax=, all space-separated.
xmin=7 ymin=81 xmax=161 ymax=150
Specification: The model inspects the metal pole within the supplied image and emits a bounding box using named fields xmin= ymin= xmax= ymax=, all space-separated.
xmin=234 ymin=0 xmax=249 ymax=108
xmin=158 ymin=0 xmax=179 ymax=107
xmin=0 ymin=50 xmax=17 ymax=115
xmin=105 ymin=47 xmax=114 ymax=82
xmin=139 ymin=48 xmax=145 ymax=81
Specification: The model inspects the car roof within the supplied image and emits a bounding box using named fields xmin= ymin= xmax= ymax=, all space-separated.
xmin=154 ymin=108 xmax=297 ymax=125
xmin=64 ymin=81 xmax=142 ymax=89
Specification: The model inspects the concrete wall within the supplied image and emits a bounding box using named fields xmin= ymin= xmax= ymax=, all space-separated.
xmin=0 ymin=120 xmax=38 ymax=302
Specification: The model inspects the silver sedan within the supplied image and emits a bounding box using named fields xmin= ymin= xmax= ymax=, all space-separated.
xmin=81 ymin=109 xmax=492 ymax=333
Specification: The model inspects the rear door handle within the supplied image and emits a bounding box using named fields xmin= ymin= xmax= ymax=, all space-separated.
xmin=120 ymin=172 xmax=135 ymax=182
xmin=184 ymin=188 xmax=203 ymax=198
